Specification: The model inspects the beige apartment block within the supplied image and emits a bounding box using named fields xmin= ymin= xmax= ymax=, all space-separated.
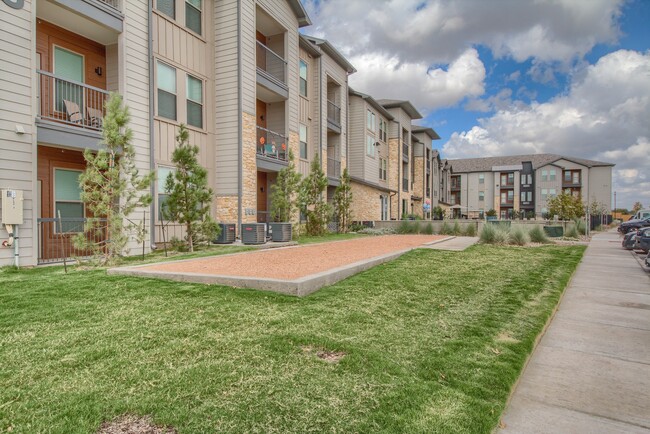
xmin=411 ymin=126 xmax=441 ymax=219
xmin=448 ymin=154 xmax=614 ymax=219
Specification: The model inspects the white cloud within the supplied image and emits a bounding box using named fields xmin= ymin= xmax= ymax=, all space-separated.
xmin=442 ymin=50 xmax=650 ymax=208
xmin=348 ymin=48 xmax=485 ymax=111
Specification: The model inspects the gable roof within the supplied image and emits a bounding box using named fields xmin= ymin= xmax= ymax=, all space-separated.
xmin=412 ymin=125 xmax=441 ymax=140
xmin=377 ymin=99 xmax=422 ymax=120
xmin=349 ymin=88 xmax=394 ymax=119
xmin=289 ymin=0 xmax=312 ymax=27
xmin=448 ymin=153 xmax=614 ymax=173
xmin=302 ymin=35 xmax=356 ymax=74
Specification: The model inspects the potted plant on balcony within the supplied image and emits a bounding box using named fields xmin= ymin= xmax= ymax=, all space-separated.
xmin=269 ymin=150 xmax=301 ymax=242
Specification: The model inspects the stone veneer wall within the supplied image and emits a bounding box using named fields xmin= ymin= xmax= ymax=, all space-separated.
xmin=388 ymin=138 xmax=400 ymax=219
xmin=350 ymin=182 xmax=382 ymax=221
xmin=412 ymin=157 xmax=425 ymax=218
xmin=216 ymin=196 xmax=239 ymax=224
xmin=242 ymin=112 xmax=258 ymax=224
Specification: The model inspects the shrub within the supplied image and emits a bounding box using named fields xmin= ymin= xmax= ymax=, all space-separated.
xmin=452 ymin=221 xmax=462 ymax=235
xmin=565 ymin=225 xmax=580 ymax=239
xmin=479 ymin=223 xmax=497 ymax=244
xmin=493 ymin=228 xmax=509 ymax=245
xmin=508 ymin=227 xmax=528 ymax=246
xmin=529 ymin=225 xmax=549 ymax=243
xmin=440 ymin=221 xmax=453 ymax=235
xmin=397 ymin=220 xmax=419 ymax=234
xmin=422 ymin=222 xmax=434 ymax=235
xmin=464 ymin=224 xmax=477 ymax=237
xmin=575 ymin=219 xmax=587 ymax=235
xmin=358 ymin=227 xmax=395 ymax=235
xmin=349 ymin=222 xmax=365 ymax=232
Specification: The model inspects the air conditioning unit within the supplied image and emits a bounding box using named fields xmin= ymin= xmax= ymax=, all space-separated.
xmin=241 ymin=223 xmax=266 ymax=245
xmin=213 ymin=223 xmax=236 ymax=244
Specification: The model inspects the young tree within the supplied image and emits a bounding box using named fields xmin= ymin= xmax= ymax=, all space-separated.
xmin=333 ymin=168 xmax=353 ymax=233
xmin=164 ymin=124 xmax=219 ymax=252
xmin=547 ymin=192 xmax=585 ymax=220
xmin=298 ymin=154 xmax=331 ymax=236
xmin=269 ymin=150 xmax=301 ymax=222
xmin=632 ymin=201 xmax=644 ymax=214
xmin=75 ymin=93 xmax=154 ymax=265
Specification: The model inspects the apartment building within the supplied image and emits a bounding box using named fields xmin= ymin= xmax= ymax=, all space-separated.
xmin=447 ymin=154 xmax=614 ymax=219
xmin=411 ymin=126 xmax=441 ymax=218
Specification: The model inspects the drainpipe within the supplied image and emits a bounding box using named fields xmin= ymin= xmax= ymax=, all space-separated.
xmin=319 ymin=55 xmax=323 ymax=163
xmin=236 ymin=0 xmax=243 ymax=235
xmin=147 ymin=0 xmax=156 ymax=248
xmin=396 ymin=122 xmax=401 ymax=218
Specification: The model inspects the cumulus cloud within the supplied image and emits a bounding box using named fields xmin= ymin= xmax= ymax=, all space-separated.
xmin=442 ymin=50 xmax=650 ymax=208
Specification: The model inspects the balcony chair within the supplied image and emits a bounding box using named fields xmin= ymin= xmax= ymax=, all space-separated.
xmin=63 ymin=99 xmax=84 ymax=125
xmin=87 ymin=106 xmax=103 ymax=129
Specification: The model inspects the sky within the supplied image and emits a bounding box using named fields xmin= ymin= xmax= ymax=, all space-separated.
xmin=301 ymin=0 xmax=650 ymax=210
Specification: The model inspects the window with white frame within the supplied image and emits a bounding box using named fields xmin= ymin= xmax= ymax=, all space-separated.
xmin=185 ymin=0 xmax=202 ymax=35
xmin=379 ymin=158 xmax=387 ymax=181
xmin=379 ymin=119 xmax=387 ymax=142
xmin=299 ymin=60 xmax=308 ymax=97
xmin=541 ymin=170 xmax=548 ymax=181
xmin=158 ymin=166 xmax=175 ymax=221
xmin=549 ymin=169 xmax=556 ymax=181
xmin=54 ymin=168 xmax=84 ymax=232
xmin=478 ymin=173 xmax=485 ymax=184
xmin=366 ymin=135 xmax=375 ymax=157
xmin=479 ymin=191 xmax=484 ymax=201
xmin=186 ymin=74 xmax=203 ymax=128
xmin=541 ymin=188 xmax=548 ymax=201
xmin=549 ymin=188 xmax=556 ymax=197
xmin=367 ymin=109 xmax=376 ymax=132
xmin=157 ymin=61 xmax=177 ymax=120
xmin=299 ymin=124 xmax=308 ymax=159
xmin=157 ymin=0 xmax=175 ymax=19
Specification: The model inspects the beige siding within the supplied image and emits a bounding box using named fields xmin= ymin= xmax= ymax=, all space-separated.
xmin=364 ymin=106 xmax=380 ymax=183
xmin=348 ymin=95 xmax=365 ymax=178
xmin=320 ymin=52 xmax=348 ymax=166
xmin=106 ymin=43 xmax=119 ymax=92
xmin=214 ymin=0 xmax=239 ymax=194
xmin=587 ymin=166 xmax=612 ymax=211
xmin=0 ymin=0 xmax=37 ymax=266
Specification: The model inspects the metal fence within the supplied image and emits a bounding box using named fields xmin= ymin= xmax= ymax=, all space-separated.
xmin=327 ymin=158 xmax=341 ymax=179
xmin=37 ymin=218 xmax=107 ymax=264
xmin=327 ymin=100 xmax=341 ymax=126
xmin=37 ymin=70 xmax=109 ymax=131
xmin=256 ymin=41 xmax=287 ymax=86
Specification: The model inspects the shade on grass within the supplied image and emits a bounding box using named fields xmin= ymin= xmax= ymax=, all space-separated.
xmin=0 ymin=244 xmax=584 ymax=433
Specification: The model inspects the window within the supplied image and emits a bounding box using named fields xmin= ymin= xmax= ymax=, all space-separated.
xmin=366 ymin=110 xmax=376 ymax=132
xmin=157 ymin=61 xmax=177 ymax=120
xmin=366 ymin=136 xmax=375 ymax=157
xmin=527 ymin=191 xmax=532 ymax=201
xmin=521 ymin=174 xmax=532 ymax=185
xmin=299 ymin=124 xmax=308 ymax=159
xmin=186 ymin=75 xmax=203 ymax=128
xmin=549 ymin=188 xmax=556 ymax=197
xmin=185 ymin=0 xmax=201 ymax=34
xmin=564 ymin=171 xmax=571 ymax=182
xmin=541 ymin=170 xmax=548 ymax=181
xmin=541 ymin=189 xmax=548 ymax=201
xmin=299 ymin=60 xmax=308 ymax=97
xmin=479 ymin=191 xmax=484 ymax=201
xmin=158 ymin=166 xmax=175 ymax=221
xmin=54 ymin=47 xmax=84 ymax=114
xmin=573 ymin=171 xmax=580 ymax=184
xmin=507 ymin=190 xmax=514 ymax=202
xmin=157 ymin=0 xmax=175 ymax=19
xmin=479 ymin=173 xmax=485 ymax=184
xmin=379 ymin=158 xmax=387 ymax=181
xmin=54 ymin=168 xmax=84 ymax=232
xmin=379 ymin=119 xmax=387 ymax=142
xmin=521 ymin=191 xmax=526 ymax=202
xmin=508 ymin=173 xmax=514 ymax=184
xmin=549 ymin=169 xmax=556 ymax=181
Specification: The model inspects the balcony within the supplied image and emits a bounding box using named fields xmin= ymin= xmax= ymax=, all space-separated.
xmin=327 ymin=158 xmax=341 ymax=179
xmin=426 ymin=160 xmax=431 ymax=174
xmin=38 ymin=0 xmax=124 ymax=35
xmin=256 ymin=41 xmax=288 ymax=101
xmin=327 ymin=100 xmax=341 ymax=133
xmin=402 ymin=142 xmax=409 ymax=162
xmin=256 ymin=126 xmax=288 ymax=162
xmin=426 ymin=187 xmax=431 ymax=197
xmin=98 ymin=0 xmax=120 ymax=9
xmin=402 ymin=178 xmax=409 ymax=192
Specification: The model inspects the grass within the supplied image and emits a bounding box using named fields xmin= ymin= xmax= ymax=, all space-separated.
xmin=295 ymin=232 xmax=367 ymax=244
xmin=119 ymin=244 xmax=251 ymax=265
xmin=0 ymin=244 xmax=585 ymax=433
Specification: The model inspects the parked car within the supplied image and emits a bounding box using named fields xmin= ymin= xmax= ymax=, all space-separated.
xmin=618 ymin=216 xmax=650 ymax=234
xmin=645 ymin=252 xmax=650 ymax=268
xmin=622 ymin=231 xmax=637 ymax=250
xmin=631 ymin=209 xmax=650 ymax=221
xmin=634 ymin=227 xmax=650 ymax=253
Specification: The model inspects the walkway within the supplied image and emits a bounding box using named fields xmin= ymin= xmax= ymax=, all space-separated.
xmin=422 ymin=236 xmax=478 ymax=251
xmin=499 ymin=230 xmax=650 ymax=433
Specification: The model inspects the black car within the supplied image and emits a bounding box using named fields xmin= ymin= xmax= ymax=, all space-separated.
xmin=622 ymin=231 xmax=637 ymax=250
xmin=635 ymin=227 xmax=650 ymax=253
xmin=618 ymin=217 xmax=650 ymax=234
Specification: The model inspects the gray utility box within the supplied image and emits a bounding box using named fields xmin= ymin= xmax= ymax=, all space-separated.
xmin=269 ymin=222 xmax=292 ymax=242
xmin=1 ymin=189 xmax=24 ymax=224
xmin=214 ymin=223 xmax=236 ymax=244
xmin=241 ymin=223 xmax=266 ymax=245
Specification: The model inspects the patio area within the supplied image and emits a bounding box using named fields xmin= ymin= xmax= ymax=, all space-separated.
xmin=108 ymin=235 xmax=451 ymax=296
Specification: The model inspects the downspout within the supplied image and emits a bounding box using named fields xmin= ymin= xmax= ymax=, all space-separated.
xmin=319 ymin=55 xmax=323 ymax=163
xmin=237 ymin=0 xmax=243 ymax=235
xmin=396 ymin=122 xmax=401 ymax=218
xmin=148 ymin=0 xmax=156 ymax=247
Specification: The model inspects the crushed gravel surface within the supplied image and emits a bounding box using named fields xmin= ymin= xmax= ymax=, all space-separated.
xmin=140 ymin=235 xmax=446 ymax=280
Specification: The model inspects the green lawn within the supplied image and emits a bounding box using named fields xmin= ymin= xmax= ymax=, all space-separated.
xmin=0 ymin=244 xmax=585 ymax=433
xmin=295 ymin=232 xmax=367 ymax=244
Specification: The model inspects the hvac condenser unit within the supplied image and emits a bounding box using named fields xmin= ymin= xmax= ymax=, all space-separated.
xmin=213 ymin=223 xmax=236 ymax=244
xmin=241 ymin=223 xmax=266 ymax=245
xmin=1 ymin=190 xmax=24 ymax=225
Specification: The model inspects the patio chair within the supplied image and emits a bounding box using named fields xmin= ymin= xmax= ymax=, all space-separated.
xmin=63 ymin=99 xmax=84 ymax=125
xmin=87 ymin=106 xmax=103 ymax=129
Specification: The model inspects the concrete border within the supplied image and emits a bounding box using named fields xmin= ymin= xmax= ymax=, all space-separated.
xmin=108 ymin=236 xmax=455 ymax=296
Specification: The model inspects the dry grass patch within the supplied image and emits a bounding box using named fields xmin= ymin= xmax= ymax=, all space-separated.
xmin=97 ymin=415 xmax=176 ymax=434
xmin=302 ymin=345 xmax=346 ymax=364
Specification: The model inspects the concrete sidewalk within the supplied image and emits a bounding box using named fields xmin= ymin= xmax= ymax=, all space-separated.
xmin=421 ymin=236 xmax=479 ymax=251
xmin=499 ymin=230 xmax=650 ymax=434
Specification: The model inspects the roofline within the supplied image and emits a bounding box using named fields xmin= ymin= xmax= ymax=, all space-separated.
xmin=379 ymin=100 xmax=422 ymax=120
xmin=411 ymin=125 xmax=441 ymax=140
xmin=349 ymin=88 xmax=394 ymax=120
xmin=289 ymin=0 xmax=312 ymax=27
xmin=298 ymin=34 xmax=321 ymax=57
xmin=302 ymin=35 xmax=356 ymax=74
xmin=350 ymin=176 xmax=395 ymax=193
xmin=547 ymin=156 xmax=615 ymax=168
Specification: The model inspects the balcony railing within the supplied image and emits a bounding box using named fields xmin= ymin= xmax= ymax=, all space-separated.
xmin=256 ymin=41 xmax=287 ymax=86
xmin=256 ymin=126 xmax=288 ymax=161
xmin=98 ymin=0 xmax=121 ymax=10
xmin=327 ymin=158 xmax=341 ymax=179
xmin=327 ymin=100 xmax=341 ymax=127
xmin=37 ymin=70 xmax=109 ymax=131
xmin=37 ymin=217 xmax=107 ymax=264
xmin=402 ymin=142 xmax=409 ymax=159
xmin=426 ymin=160 xmax=431 ymax=173
xmin=426 ymin=187 xmax=431 ymax=197
xmin=402 ymin=178 xmax=409 ymax=192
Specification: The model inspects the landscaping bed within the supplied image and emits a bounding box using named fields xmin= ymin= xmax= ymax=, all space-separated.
xmin=0 ymin=244 xmax=585 ymax=433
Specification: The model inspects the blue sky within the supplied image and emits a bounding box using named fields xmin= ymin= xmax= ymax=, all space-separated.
xmin=302 ymin=0 xmax=650 ymax=209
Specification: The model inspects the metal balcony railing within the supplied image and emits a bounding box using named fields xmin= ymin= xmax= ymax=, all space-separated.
xmin=402 ymin=142 xmax=409 ymax=158
xmin=402 ymin=178 xmax=409 ymax=192
xmin=37 ymin=70 xmax=109 ymax=131
xmin=98 ymin=0 xmax=121 ymax=10
xmin=327 ymin=100 xmax=341 ymax=127
xmin=37 ymin=217 xmax=108 ymax=264
xmin=426 ymin=187 xmax=431 ymax=197
xmin=327 ymin=158 xmax=341 ymax=179
xmin=256 ymin=126 xmax=288 ymax=161
xmin=256 ymin=41 xmax=287 ymax=86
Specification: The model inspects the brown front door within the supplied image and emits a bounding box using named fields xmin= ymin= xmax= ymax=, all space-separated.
xmin=257 ymin=171 xmax=268 ymax=223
